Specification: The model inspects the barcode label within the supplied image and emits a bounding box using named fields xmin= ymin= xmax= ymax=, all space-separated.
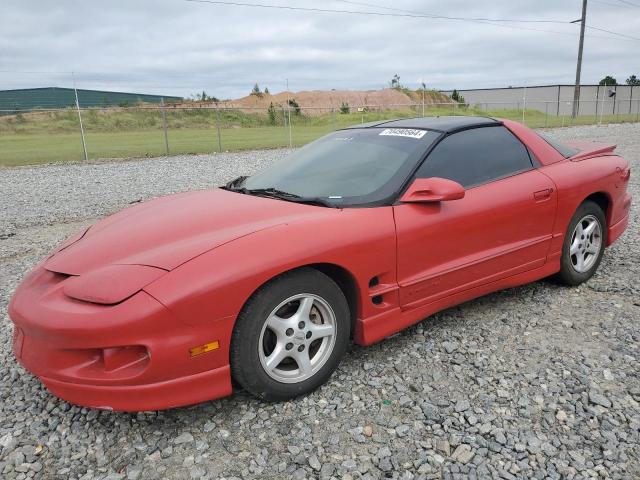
xmin=379 ymin=128 xmax=427 ymax=139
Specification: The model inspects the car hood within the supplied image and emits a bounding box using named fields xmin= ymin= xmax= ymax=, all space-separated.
xmin=45 ymin=188 xmax=334 ymax=275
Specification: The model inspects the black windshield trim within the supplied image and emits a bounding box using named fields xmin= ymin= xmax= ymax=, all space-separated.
xmin=339 ymin=115 xmax=501 ymax=134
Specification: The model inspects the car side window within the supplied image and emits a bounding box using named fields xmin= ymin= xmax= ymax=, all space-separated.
xmin=415 ymin=126 xmax=533 ymax=188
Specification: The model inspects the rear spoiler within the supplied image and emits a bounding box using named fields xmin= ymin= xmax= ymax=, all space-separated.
xmin=564 ymin=141 xmax=617 ymax=161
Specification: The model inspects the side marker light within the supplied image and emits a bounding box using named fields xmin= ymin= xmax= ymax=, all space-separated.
xmin=189 ymin=341 xmax=220 ymax=357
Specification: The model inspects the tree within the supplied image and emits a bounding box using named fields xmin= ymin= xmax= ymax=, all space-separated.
xmin=390 ymin=74 xmax=401 ymax=89
xmin=599 ymin=76 xmax=617 ymax=86
xmin=264 ymin=87 xmax=270 ymax=94
xmin=626 ymin=74 xmax=640 ymax=86
xmin=450 ymin=89 xmax=466 ymax=105
xmin=288 ymin=98 xmax=301 ymax=115
xmin=339 ymin=102 xmax=350 ymax=114
xmin=251 ymin=83 xmax=262 ymax=96
xmin=193 ymin=91 xmax=217 ymax=102
xmin=267 ymin=102 xmax=277 ymax=125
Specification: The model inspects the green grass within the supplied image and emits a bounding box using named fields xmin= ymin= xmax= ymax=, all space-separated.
xmin=0 ymin=126 xmax=337 ymax=166
xmin=1 ymin=106 xmax=638 ymax=166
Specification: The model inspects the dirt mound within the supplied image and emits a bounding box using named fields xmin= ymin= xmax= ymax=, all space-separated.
xmin=221 ymin=88 xmax=452 ymax=112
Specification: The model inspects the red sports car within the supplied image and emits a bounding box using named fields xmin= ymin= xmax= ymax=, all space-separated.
xmin=9 ymin=117 xmax=632 ymax=411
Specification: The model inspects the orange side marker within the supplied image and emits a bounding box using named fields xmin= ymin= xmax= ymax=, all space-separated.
xmin=189 ymin=340 xmax=220 ymax=357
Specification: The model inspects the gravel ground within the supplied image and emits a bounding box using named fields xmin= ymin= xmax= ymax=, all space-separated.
xmin=0 ymin=123 xmax=639 ymax=480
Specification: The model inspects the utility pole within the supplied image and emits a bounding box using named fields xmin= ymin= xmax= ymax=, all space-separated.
xmin=286 ymin=78 xmax=292 ymax=148
xmin=215 ymin=104 xmax=223 ymax=152
xmin=72 ymin=71 xmax=88 ymax=161
xmin=571 ymin=0 xmax=588 ymax=118
xmin=522 ymin=83 xmax=527 ymax=124
xmin=160 ymin=97 xmax=169 ymax=155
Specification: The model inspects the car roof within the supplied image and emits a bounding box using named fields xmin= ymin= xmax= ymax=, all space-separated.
xmin=344 ymin=116 xmax=501 ymax=133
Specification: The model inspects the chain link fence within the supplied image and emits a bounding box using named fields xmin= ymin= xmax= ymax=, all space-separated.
xmin=1 ymin=98 xmax=639 ymax=166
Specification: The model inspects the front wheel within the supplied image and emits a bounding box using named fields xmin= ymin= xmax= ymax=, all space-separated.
xmin=556 ymin=200 xmax=607 ymax=286
xmin=230 ymin=268 xmax=350 ymax=401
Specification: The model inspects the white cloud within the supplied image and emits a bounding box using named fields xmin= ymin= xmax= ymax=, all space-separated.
xmin=1 ymin=0 xmax=638 ymax=98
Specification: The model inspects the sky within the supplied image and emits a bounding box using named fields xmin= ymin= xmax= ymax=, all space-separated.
xmin=1 ymin=0 xmax=639 ymax=99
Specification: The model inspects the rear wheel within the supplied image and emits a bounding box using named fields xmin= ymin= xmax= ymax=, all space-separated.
xmin=557 ymin=200 xmax=606 ymax=286
xmin=230 ymin=268 xmax=350 ymax=401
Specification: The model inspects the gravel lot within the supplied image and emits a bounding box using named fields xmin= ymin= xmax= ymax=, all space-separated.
xmin=1 ymin=123 xmax=639 ymax=479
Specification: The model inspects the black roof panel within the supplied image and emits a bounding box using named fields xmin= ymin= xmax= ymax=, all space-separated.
xmin=344 ymin=116 xmax=500 ymax=133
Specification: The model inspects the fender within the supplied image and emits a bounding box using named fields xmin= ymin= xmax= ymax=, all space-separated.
xmin=145 ymin=206 xmax=398 ymax=337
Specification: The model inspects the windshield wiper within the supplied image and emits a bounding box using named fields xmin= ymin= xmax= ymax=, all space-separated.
xmin=222 ymin=175 xmax=248 ymax=190
xmin=246 ymin=188 xmax=341 ymax=209
xmin=227 ymin=185 xmax=340 ymax=209
xmin=222 ymin=177 xmax=340 ymax=208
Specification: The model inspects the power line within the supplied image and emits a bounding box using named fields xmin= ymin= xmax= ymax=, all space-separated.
xmin=184 ymin=0 xmax=571 ymax=23
xmin=614 ymin=0 xmax=640 ymax=7
xmin=586 ymin=24 xmax=640 ymax=40
xmin=0 ymin=70 xmax=75 ymax=74
xmin=333 ymin=0 xmax=566 ymax=23
xmin=591 ymin=0 xmax=634 ymax=7
xmin=335 ymin=0 xmax=640 ymax=42
xmin=331 ymin=0 xmax=580 ymax=38
xmin=185 ymin=0 xmax=640 ymax=42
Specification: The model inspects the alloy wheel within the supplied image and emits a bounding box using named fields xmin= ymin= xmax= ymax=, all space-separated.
xmin=569 ymin=214 xmax=602 ymax=273
xmin=258 ymin=293 xmax=337 ymax=384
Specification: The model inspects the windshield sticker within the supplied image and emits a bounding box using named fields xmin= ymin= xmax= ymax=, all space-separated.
xmin=379 ymin=128 xmax=427 ymax=139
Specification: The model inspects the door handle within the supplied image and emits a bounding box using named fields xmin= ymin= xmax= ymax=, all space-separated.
xmin=533 ymin=188 xmax=553 ymax=201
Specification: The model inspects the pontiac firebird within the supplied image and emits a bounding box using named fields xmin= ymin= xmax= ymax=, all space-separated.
xmin=9 ymin=116 xmax=632 ymax=411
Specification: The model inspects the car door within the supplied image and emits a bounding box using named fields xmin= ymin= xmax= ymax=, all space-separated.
xmin=394 ymin=125 xmax=557 ymax=310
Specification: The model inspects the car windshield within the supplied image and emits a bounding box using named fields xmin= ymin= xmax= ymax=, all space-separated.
xmin=239 ymin=128 xmax=440 ymax=207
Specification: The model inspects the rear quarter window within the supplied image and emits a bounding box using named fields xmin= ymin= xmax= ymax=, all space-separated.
xmin=538 ymin=132 xmax=580 ymax=158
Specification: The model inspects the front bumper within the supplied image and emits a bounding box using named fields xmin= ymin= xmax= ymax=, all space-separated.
xmin=9 ymin=266 xmax=233 ymax=411
xmin=40 ymin=366 xmax=231 ymax=412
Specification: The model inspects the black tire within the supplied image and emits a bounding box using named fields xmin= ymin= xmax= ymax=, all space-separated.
xmin=556 ymin=200 xmax=607 ymax=286
xmin=230 ymin=268 xmax=350 ymax=401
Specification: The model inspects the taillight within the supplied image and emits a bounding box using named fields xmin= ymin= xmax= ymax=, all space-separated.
xmin=13 ymin=327 xmax=25 ymax=359
xmin=621 ymin=168 xmax=631 ymax=181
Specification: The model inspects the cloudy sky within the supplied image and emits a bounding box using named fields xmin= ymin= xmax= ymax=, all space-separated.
xmin=1 ymin=0 xmax=639 ymax=99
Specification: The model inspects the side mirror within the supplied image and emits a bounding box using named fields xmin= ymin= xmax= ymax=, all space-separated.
xmin=400 ymin=177 xmax=465 ymax=203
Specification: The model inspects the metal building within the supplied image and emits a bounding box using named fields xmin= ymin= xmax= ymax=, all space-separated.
xmin=439 ymin=84 xmax=638 ymax=116
xmin=0 ymin=87 xmax=182 ymax=112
